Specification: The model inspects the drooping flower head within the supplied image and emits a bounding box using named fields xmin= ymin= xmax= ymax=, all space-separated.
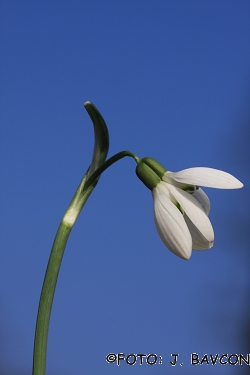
xmin=136 ymin=157 xmax=243 ymax=260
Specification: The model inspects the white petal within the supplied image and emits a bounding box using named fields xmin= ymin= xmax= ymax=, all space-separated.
xmin=165 ymin=183 xmax=214 ymax=245
xmin=166 ymin=167 xmax=243 ymax=189
xmin=184 ymin=214 xmax=213 ymax=250
xmin=192 ymin=188 xmax=210 ymax=215
xmin=153 ymin=185 xmax=192 ymax=260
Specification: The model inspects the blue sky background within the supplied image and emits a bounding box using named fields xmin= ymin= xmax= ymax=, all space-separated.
xmin=0 ymin=1 xmax=249 ymax=374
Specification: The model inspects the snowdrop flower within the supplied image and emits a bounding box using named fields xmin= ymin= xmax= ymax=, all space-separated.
xmin=136 ymin=157 xmax=243 ymax=260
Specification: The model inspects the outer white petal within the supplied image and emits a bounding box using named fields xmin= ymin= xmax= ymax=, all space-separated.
xmin=165 ymin=182 xmax=214 ymax=246
xmin=153 ymin=184 xmax=192 ymax=260
xmin=184 ymin=214 xmax=213 ymax=250
xmin=166 ymin=167 xmax=243 ymax=189
xmin=192 ymin=188 xmax=210 ymax=215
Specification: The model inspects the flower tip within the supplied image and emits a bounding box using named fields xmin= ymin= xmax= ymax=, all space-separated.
xmin=170 ymin=244 xmax=192 ymax=260
xmin=225 ymin=173 xmax=244 ymax=189
xmin=237 ymin=181 xmax=244 ymax=189
xmin=209 ymin=242 xmax=214 ymax=249
xmin=181 ymin=252 xmax=191 ymax=261
xmin=228 ymin=177 xmax=244 ymax=189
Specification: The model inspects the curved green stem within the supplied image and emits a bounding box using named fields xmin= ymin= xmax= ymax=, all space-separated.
xmin=84 ymin=150 xmax=140 ymax=190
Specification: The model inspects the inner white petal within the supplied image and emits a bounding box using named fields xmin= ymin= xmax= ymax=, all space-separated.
xmin=165 ymin=182 xmax=214 ymax=243
xmin=192 ymin=188 xmax=210 ymax=215
xmin=184 ymin=214 xmax=213 ymax=250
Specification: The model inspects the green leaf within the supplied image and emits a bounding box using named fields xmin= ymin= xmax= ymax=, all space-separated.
xmin=84 ymin=101 xmax=109 ymax=177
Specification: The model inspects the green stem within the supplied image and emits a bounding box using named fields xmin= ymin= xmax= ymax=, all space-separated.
xmin=32 ymin=222 xmax=71 ymax=375
xmin=84 ymin=150 xmax=140 ymax=190
xmin=32 ymin=150 xmax=139 ymax=375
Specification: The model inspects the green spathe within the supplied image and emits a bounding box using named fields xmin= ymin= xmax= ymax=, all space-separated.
xmin=136 ymin=157 xmax=167 ymax=190
xmin=33 ymin=101 xmax=110 ymax=375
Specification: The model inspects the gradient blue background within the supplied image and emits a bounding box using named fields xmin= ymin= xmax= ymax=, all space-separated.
xmin=0 ymin=1 xmax=249 ymax=374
